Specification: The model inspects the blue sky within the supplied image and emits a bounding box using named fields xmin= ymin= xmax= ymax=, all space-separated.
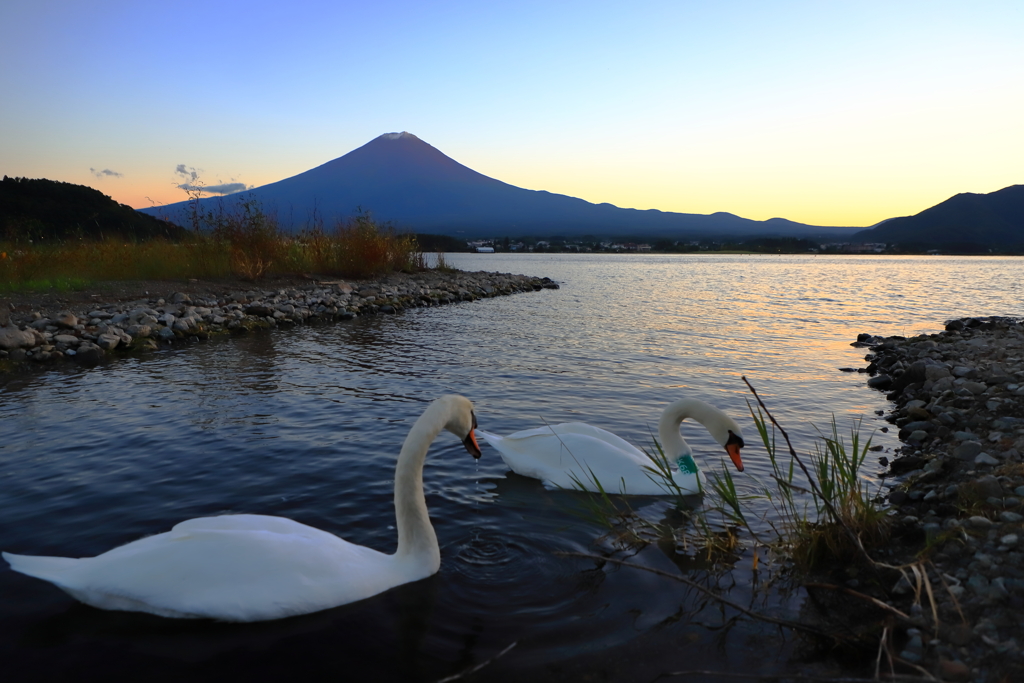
xmin=2 ymin=0 xmax=1021 ymax=226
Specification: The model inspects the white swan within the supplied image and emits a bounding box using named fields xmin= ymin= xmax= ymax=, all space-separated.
xmin=477 ymin=398 xmax=744 ymax=495
xmin=2 ymin=395 xmax=481 ymax=622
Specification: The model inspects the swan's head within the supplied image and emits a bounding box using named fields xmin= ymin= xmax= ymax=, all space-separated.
xmin=724 ymin=430 xmax=745 ymax=472
xmin=661 ymin=398 xmax=746 ymax=472
xmin=439 ymin=395 xmax=482 ymax=459
xmin=707 ymin=413 xmax=745 ymax=472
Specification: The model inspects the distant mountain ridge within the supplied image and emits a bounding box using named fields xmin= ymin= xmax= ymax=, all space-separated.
xmin=140 ymin=132 xmax=857 ymax=239
xmin=852 ymin=185 xmax=1024 ymax=251
xmin=2 ymin=176 xmax=185 ymax=242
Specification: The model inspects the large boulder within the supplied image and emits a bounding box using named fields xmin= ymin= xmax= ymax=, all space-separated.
xmin=0 ymin=324 xmax=35 ymax=351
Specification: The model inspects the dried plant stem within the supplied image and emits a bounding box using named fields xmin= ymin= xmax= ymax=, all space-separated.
xmin=803 ymin=583 xmax=911 ymax=621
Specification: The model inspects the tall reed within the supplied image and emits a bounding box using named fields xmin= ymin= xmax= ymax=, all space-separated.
xmin=567 ymin=392 xmax=889 ymax=572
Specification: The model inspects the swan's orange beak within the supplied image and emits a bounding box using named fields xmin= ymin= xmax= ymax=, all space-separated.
xmin=726 ymin=432 xmax=744 ymax=472
xmin=464 ymin=412 xmax=482 ymax=459
xmin=464 ymin=430 xmax=482 ymax=459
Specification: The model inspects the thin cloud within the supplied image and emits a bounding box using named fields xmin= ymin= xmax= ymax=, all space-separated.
xmin=175 ymin=182 xmax=249 ymax=195
xmin=205 ymin=182 xmax=249 ymax=195
xmin=174 ymin=164 xmax=199 ymax=182
xmin=90 ymin=167 xmax=123 ymax=178
xmin=174 ymin=165 xmax=250 ymax=195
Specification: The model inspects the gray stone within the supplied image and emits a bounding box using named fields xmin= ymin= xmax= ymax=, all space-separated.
xmin=52 ymin=334 xmax=80 ymax=346
xmin=975 ymin=475 xmax=1004 ymax=498
xmin=967 ymin=516 xmax=994 ymax=529
xmin=908 ymin=430 xmax=929 ymax=442
xmin=967 ymin=573 xmax=990 ymax=596
xmin=952 ymin=365 xmax=976 ymax=378
xmin=0 ymin=324 xmax=36 ymax=351
xmin=74 ymin=342 xmax=103 ymax=363
xmin=975 ymin=453 xmax=1000 ymax=466
xmin=954 ymin=441 xmax=983 ymax=460
xmin=963 ymin=381 xmax=987 ymax=395
xmin=1001 ymin=534 xmax=1019 ymax=546
xmin=96 ymin=333 xmax=120 ymax=350
xmin=867 ymin=374 xmax=892 ymax=389
xmin=901 ymin=420 xmax=934 ymax=434
xmin=127 ymin=324 xmax=152 ymax=338
xmin=994 ymin=417 xmax=1024 ymax=431
xmin=54 ymin=311 xmax=78 ymax=328
xmin=999 ymin=511 xmax=1024 ymax=523
xmin=925 ymin=365 xmax=951 ymax=381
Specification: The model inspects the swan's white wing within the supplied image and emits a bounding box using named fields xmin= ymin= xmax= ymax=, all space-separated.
xmin=6 ymin=516 xmax=404 ymax=622
xmin=172 ymin=513 xmax=340 ymax=542
xmin=479 ymin=425 xmax=668 ymax=493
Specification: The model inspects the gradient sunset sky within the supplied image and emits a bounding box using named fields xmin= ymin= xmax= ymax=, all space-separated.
xmin=2 ymin=0 xmax=1021 ymax=227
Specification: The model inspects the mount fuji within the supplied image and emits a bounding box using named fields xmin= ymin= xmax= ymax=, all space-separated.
xmin=140 ymin=132 xmax=857 ymax=238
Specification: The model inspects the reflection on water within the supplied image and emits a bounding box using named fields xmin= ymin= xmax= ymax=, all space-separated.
xmin=2 ymin=254 xmax=1022 ymax=681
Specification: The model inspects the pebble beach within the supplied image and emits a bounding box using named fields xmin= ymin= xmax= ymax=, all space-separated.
xmin=857 ymin=316 xmax=1024 ymax=682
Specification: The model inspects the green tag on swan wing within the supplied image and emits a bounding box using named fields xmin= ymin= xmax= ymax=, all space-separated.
xmin=676 ymin=454 xmax=698 ymax=475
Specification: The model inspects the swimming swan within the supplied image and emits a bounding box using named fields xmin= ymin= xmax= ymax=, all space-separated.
xmin=477 ymin=398 xmax=744 ymax=495
xmin=2 ymin=395 xmax=482 ymax=622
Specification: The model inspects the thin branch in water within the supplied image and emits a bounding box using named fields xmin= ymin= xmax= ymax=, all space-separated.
xmin=656 ymin=670 xmax=936 ymax=683
xmin=557 ymin=551 xmax=833 ymax=639
xmin=435 ymin=641 xmax=518 ymax=683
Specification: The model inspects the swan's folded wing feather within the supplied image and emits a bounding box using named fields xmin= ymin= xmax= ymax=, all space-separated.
xmin=39 ymin=527 xmax=395 ymax=621
xmin=3 ymin=552 xmax=80 ymax=581
xmin=544 ymin=422 xmax=645 ymax=457
xmin=172 ymin=514 xmax=340 ymax=543
xmin=479 ymin=428 xmax=655 ymax=491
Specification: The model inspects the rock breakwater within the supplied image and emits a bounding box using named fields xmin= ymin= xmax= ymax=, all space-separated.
xmin=858 ymin=316 xmax=1024 ymax=682
xmin=0 ymin=270 xmax=559 ymax=370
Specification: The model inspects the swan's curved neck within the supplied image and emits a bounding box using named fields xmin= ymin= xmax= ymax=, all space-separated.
xmin=393 ymin=402 xmax=446 ymax=566
xmin=657 ymin=398 xmax=728 ymax=458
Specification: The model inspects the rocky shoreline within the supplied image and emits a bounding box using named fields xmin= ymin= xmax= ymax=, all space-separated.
xmin=856 ymin=316 xmax=1024 ymax=682
xmin=0 ymin=270 xmax=559 ymax=370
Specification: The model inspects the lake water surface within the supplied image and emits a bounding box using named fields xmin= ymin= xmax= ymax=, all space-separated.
xmin=2 ymin=254 xmax=1022 ymax=682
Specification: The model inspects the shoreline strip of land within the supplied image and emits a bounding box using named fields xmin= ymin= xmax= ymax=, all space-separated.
xmin=0 ymin=270 xmax=559 ymax=371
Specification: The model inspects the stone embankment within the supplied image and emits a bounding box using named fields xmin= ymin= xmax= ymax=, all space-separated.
xmin=856 ymin=316 xmax=1024 ymax=682
xmin=0 ymin=270 xmax=559 ymax=369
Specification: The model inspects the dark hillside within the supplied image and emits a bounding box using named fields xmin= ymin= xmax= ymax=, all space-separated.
xmin=852 ymin=184 xmax=1024 ymax=251
xmin=1 ymin=176 xmax=186 ymax=242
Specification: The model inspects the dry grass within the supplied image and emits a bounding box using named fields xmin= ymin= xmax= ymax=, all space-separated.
xmin=1 ymin=205 xmax=423 ymax=291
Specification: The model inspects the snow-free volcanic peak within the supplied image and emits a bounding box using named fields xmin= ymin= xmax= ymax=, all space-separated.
xmin=139 ymin=132 xmax=856 ymax=239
